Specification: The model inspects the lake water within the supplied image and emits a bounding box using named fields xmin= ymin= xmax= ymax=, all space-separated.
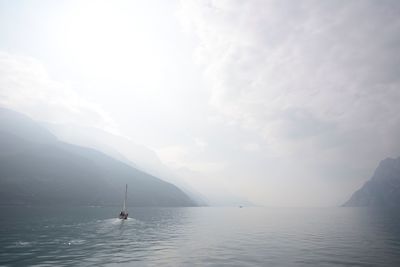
xmin=1 ymin=207 xmax=400 ymax=266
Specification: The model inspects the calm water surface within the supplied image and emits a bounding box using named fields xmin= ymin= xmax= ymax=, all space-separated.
xmin=1 ymin=207 xmax=400 ymax=266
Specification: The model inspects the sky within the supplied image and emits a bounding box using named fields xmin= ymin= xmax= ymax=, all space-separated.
xmin=1 ymin=0 xmax=400 ymax=206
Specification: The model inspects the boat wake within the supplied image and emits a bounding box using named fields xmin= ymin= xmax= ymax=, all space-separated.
xmin=100 ymin=217 xmax=142 ymax=226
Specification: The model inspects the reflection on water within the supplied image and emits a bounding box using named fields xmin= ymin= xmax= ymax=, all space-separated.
xmin=1 ymin=207 xmax=400 ymax=266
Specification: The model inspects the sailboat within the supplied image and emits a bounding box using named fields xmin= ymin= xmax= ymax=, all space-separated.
xmin=118 ymin=184 xmax=128 ymax=220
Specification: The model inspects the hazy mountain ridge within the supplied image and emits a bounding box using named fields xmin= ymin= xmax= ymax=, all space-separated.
xmin=43 ymin=123 xmax=209 ymax=206
xmin=343 ymin=156 xmax=400 ymax=207
xmin=0 ymin=108 xmax=196 ymax=207
xmin=44 ymin=123 xmax=255 ymax=207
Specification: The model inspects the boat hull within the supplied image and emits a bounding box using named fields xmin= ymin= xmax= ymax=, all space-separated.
xmin=119 ymin=212 xmax=128 ymax=220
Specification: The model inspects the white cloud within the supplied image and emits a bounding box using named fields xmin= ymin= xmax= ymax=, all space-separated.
xmin=242 ymin=143 xmax=260 ymax=152
xmin=180 ymin=0 xmax=400 ymax=163
xmin=177 ymin=0 xmax=400 ymax=205
xmin=155 ymin=138 xmax=225 ymax=173
xmin=0 ymin=51 xmax=118 ymax=133
xmin=194 ymin=137 xmax=207 ymax=151
xmin=155 ymin=145 xmax=188 ymax=169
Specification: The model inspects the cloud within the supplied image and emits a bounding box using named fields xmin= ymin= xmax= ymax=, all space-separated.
xmin=194 ymin=137 xmax=207 ymax=151
xmin=0 ymin=51 xmax=117 ymax=133
xmin=155 ymin=137 xmax=225 ymax=172
xmin=242 ymin=143 xmax=261 ymax=152
xmin=177 ymin=0 xmax=400 ymax=205
xmin=180 ymin=0 xmax=400 ymax=163
xmin=1 ymin=1 xmax=399 ymax=206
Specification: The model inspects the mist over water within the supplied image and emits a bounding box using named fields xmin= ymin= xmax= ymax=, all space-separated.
xmin=1 ymin=1 xmax=400 ymax=266
xmin=2 ymin=0 xmax=400 ymax=207
xmin=1 ymin=206 xmax=400 ymax=266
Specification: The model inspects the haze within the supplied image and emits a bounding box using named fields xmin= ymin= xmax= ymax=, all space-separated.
xmin=1 ymin=0 xmax=399 ymax=207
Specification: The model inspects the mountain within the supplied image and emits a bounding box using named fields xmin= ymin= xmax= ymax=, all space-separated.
xmin=0 ymin=108 xmax=196 ymax=207
xmin=43 ymin=123 xmax=208 ymax=206
xmin=343 ymin=156 xmax=400 ymax=207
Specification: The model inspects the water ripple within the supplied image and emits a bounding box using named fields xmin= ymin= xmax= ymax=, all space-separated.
xmin=1 ymin=207 xmax=400 ymax=266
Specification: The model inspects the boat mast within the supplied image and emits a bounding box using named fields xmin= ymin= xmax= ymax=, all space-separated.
xmin=123 ymin=184 xmax=128 ymax=212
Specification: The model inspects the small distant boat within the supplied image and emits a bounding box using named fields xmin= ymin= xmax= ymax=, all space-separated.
xmin=118 ymin=184 xmax=128 ymax=220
